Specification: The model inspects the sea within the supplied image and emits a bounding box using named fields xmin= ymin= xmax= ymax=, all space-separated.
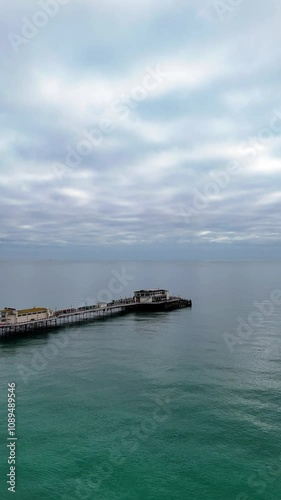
xmin=1 ymin=261 xmax=281 ymax=500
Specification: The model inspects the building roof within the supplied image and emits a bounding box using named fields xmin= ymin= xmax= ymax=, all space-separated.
xmin=18 ymin=307 xmax=48 ymax=315
xmin=134 ymin=289 xmax=168 ymax=293
xmin=1 ymin=307 xmax=49 ymax=313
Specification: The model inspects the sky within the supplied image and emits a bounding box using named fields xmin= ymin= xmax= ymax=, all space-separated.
xmin=1 ymin=0 xmax=281 ymax=260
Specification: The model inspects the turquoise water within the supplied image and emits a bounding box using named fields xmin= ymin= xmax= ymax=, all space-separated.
xmin=1 ymin=262 xmax=281 ymax=499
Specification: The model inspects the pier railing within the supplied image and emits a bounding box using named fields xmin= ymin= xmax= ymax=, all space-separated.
xmin=0 ymin=296 xmax=192 ymax=337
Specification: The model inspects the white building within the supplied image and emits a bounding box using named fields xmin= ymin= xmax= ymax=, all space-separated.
xmin=0 ymin=307 xmax=53 ymax=325
xmin=134 ymin=289 xmax=169 ymax=304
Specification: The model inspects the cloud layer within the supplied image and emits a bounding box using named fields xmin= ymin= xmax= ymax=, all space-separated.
xmin=1 ymin=0 xmax=281 ymax=259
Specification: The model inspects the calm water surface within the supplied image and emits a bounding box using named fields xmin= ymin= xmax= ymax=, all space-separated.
xmin=0 ymin=261 xmax=281 ymax=499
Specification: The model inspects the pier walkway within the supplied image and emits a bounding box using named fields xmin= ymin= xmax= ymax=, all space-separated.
xmin=0 ymin=296 xmax=192 ymax=338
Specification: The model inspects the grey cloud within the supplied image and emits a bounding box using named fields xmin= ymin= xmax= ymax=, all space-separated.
xmin=1 ymin=0 xmax=281 ymax=258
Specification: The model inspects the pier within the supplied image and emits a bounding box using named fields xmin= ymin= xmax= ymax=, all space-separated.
xmin=0 ymin=289 xmax=192 ymax=338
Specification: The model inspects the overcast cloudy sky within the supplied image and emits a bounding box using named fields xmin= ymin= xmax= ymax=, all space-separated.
xmin=1 ymin=0 xmax=281 ymax=260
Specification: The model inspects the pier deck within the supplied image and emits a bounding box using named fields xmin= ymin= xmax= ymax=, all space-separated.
xmin=0 ymin=296 xmax=192 ymax=338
